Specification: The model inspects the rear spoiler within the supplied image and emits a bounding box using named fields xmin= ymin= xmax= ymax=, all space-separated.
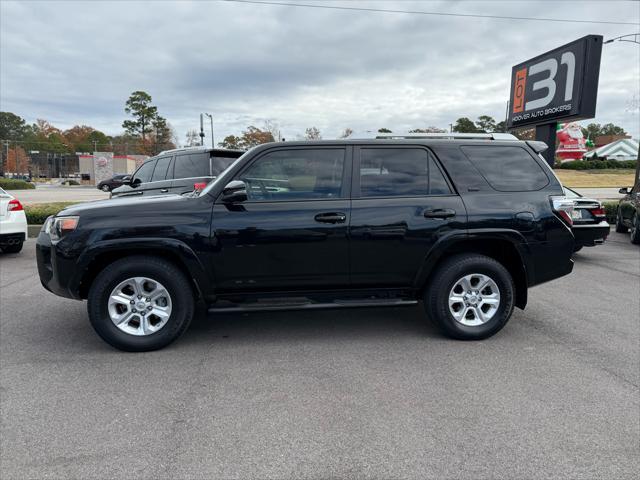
xmin=527 ymin=141 xmax=548 ymax=153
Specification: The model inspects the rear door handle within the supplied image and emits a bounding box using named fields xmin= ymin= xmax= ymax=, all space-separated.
xmin=424 ymin=208 xmax=456 ymax=219
xmin=160 ymin=189 xmax=169 ymax=193
xmin=314 ymin=212 xmax=347 ymax=224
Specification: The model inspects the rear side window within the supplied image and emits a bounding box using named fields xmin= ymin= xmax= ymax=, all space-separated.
xmin=359 ymin=148 xmax=451 ymax=197
xmin=151 ymin=156 xmax=172 ymax=181
xmin=174 ymin=153 xmax=210 ymax=179
xmin=133 ymin=159 xmax=156 ymax=183
xmin=461 ymin=146 xmax=549 ymax=191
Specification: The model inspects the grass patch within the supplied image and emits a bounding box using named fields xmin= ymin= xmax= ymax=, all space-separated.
xmin=554 ymin=169 xmax=636 ymax=188
xmin=24 ymin=202 xmax=78 ymax=224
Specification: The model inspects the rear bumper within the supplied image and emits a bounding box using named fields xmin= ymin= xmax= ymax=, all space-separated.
xmin=572 ymin=221 xmax=610 ymax=247
xmin=0 ymin=232 xmax=26 ymax=246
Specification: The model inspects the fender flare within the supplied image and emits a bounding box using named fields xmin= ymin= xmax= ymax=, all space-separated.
xmin=414 ymin=229 xmax=532 ymax=308
xmin=72 ymin=237 xmax=214 ymax=299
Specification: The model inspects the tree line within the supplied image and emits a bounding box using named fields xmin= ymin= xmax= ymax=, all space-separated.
xmin=0 ymin=91 xmax=177 ymax=173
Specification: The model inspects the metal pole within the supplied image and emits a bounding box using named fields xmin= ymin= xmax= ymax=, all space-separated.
xmin=199 ymin=114 xmax=205 ymax=146
xmin=205 ymin=113 xmax=214 ymax=148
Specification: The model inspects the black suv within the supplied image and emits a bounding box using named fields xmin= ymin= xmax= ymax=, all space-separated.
xmin=616 ymin=179 xmax=640 ymax=244
xmin=111 ymin=147 xmax=244 ymax=197
xmin=37 ymin=135 xmax=576 ymax=351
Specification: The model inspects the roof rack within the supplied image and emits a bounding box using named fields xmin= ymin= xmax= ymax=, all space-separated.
xmin=374 ymin=132 xmax=518 ymax=141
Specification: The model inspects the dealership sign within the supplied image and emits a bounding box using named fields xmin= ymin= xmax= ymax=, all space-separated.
xmin=507 ymin=35 xmax=603 ymax=128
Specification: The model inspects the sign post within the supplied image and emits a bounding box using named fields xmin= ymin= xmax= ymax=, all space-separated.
xmin=507 ymin=35 xmax=603 ymax=166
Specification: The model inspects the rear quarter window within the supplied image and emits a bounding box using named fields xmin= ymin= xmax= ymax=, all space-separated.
xmin=460 ymin=146 xmax=549 ymax=192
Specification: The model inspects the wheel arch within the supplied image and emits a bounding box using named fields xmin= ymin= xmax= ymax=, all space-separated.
xmin=415 ymin=231 xmax=530 ymax=309
xmin=74 ymin=238 xmax=213 ymax=300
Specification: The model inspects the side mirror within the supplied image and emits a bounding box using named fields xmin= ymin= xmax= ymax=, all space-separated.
xmin=618 ymin=187 xmax=630 ymax=195
xmin=221 ymin=180 xmax=248 ymax=203
xmin=122 ymin=175 xmax=132 ymax=185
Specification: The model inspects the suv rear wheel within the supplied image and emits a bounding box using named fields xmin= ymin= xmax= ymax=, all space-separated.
xmin=424 ymin=254 xmax=515 ymax=340
xmin=630 ymin=214 xmax=640 ymax=244
xmin=615 ymin=210 xmax=629 ymax=233
xmin=88 ymin=256 xmax=194 ymax=351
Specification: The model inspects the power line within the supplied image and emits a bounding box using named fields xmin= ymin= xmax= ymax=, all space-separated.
xmin=221 ymin=0 xmax=640 ymax=26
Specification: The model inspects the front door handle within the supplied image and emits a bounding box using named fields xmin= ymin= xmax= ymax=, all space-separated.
xmin=160 ymin=189 xmax=169 ymax=193
xmin=314 ymin=212 xmax=347 ymax=224
xmin=424 ymin=208 xmax=456 ymax=219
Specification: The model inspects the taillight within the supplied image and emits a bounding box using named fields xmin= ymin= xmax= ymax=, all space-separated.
xmin=550 ymin=196 xmax=574 ymax=227
xmin=7 ymin=199 xmax=23 ymax=211
xmin=588 ymin=207 xmax=606 ymax=218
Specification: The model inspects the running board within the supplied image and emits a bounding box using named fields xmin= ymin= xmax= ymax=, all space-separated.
xmin=208 ymin=298 xmax=418 ymax=313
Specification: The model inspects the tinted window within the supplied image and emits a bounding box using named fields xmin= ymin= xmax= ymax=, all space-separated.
xmin=359 ymin=148 xmax=450 ymax=197
xmin=174 ymin=153 xmax=210 ymax=179
xmin=461 ymin=146 xmax=549 ymax=191
xmin=133 ymin=159 xmax=156 ymax=183
xmin=429 ymin=157 xmax=452 ymax=195
xmin=151 ymin=156 xmax=172 ymax=181
xmin=240 ymin=149 xmax=344 ymax=201
xmin=212 ymin=156 xmax=238 ymax=176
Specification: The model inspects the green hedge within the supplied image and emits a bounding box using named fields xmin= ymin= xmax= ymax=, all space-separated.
xmin=603 ymin=201 xmax=618 ymax=223
xmin=0 ymin=178 xmax=36 ymax=190
xmin=555 ymin=159 xmax=637 ymax=170
xmin=24 ymin=202 xmax=77 ymax=224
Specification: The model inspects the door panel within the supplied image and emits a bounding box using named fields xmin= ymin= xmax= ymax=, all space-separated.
xmin=211 ymin=200 xmax=350 ymax=290
xmin=210 ymin=147 xmax=351 ymax=290
xmin=349 ymin=146 xmax=466 ymax=286
xmin=350 ymin=196 xmax=466 ymax=285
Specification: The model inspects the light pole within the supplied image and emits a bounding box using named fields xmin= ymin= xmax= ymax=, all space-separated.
xmin=204 ymin=113 xmax=214 ymax=148
xmin=604 ymin=32 xmax=640 ymax=188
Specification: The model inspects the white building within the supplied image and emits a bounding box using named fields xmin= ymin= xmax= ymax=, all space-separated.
xmin=584 ymin=138 xmax=639 ymax=161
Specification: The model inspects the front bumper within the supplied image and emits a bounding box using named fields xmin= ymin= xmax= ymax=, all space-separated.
xmin=36 ymin=230 xmax=82 ymax=300
xmin=572 ymin=221 xmax=610 ymax=247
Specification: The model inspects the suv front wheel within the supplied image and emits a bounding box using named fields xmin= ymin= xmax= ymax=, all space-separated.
xmin=424 ymin=254 xmax=515 ymax=340
xmin=88 ymin=256 xmax=194 ymax=351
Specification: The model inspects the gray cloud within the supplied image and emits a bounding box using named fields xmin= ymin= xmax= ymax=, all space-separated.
xmin=1 ymin=0 xmax=638 ymax=143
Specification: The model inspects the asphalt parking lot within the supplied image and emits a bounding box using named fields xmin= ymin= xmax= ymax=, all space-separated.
xmin=1 ymin=233 xmax=638 ymax=479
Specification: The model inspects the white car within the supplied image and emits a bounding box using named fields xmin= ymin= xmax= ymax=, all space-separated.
xmin=0 ymin=187 xmax=28 ymax=253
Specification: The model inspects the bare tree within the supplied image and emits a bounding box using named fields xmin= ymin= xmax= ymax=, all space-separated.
xmin=185 ymin=130 xmax=200 ymax=147
xmin=304 ymin=127 xmax=321 ymax=140
xmin=339 ymin=128 xmax=354 ymax=139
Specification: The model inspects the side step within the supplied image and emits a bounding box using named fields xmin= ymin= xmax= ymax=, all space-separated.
xmin=208 ymin=298 xmax=418 ymax=313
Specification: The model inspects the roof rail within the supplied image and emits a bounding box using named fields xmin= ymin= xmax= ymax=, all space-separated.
xmin=374 ymin=132 xmax=518 ymax=141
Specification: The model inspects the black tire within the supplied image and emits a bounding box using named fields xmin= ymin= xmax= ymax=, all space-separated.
xmin=615 ymin=211 xmax=629 ymax=233
xmin=101 ymin=184 xmax=110 ymax=192
xmin=572 ymin=245 xmax=583 ymax=253
xmin=88 ymin=256 xmax=194 ymax=351
xmin=1 ymin=241 xmax=23 ymax=253
xmin=630 ymin=214 xmax=640 ymax=245
xmin=424 ymin=254 xmax=515 ymax=340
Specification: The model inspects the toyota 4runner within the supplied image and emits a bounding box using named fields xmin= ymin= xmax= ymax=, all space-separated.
xmin=36 ymin=134 xmax=576 ymax=351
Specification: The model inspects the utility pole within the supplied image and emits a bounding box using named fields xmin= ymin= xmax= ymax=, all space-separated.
xmin=199 ymin=114 xmax=205 ymax=146
xmin=604 ymin=32 xmax=640 ymax=189
xmin=93 ymin=139 xmax=98 ymax=152
xmin=204 ymin=113 xmax=214 ymax=148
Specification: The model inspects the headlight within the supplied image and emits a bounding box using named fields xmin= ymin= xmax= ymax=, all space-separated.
xmin=49 ymin=216 xmax=79 ymax=241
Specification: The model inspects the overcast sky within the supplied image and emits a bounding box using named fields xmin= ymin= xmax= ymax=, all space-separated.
xmin=1 ymin=0 xmax=639 ymax=145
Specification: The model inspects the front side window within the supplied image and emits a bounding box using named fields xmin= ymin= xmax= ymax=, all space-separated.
xmin=240 ymin=149 xmax=345 ymax=201
xmin=359 ymin=148 xmax=451 ymax=197
xmin=133 ymin=159 xmax=156 ymax=184
xmin=173 ymin=153 xmax=210 ymax=179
